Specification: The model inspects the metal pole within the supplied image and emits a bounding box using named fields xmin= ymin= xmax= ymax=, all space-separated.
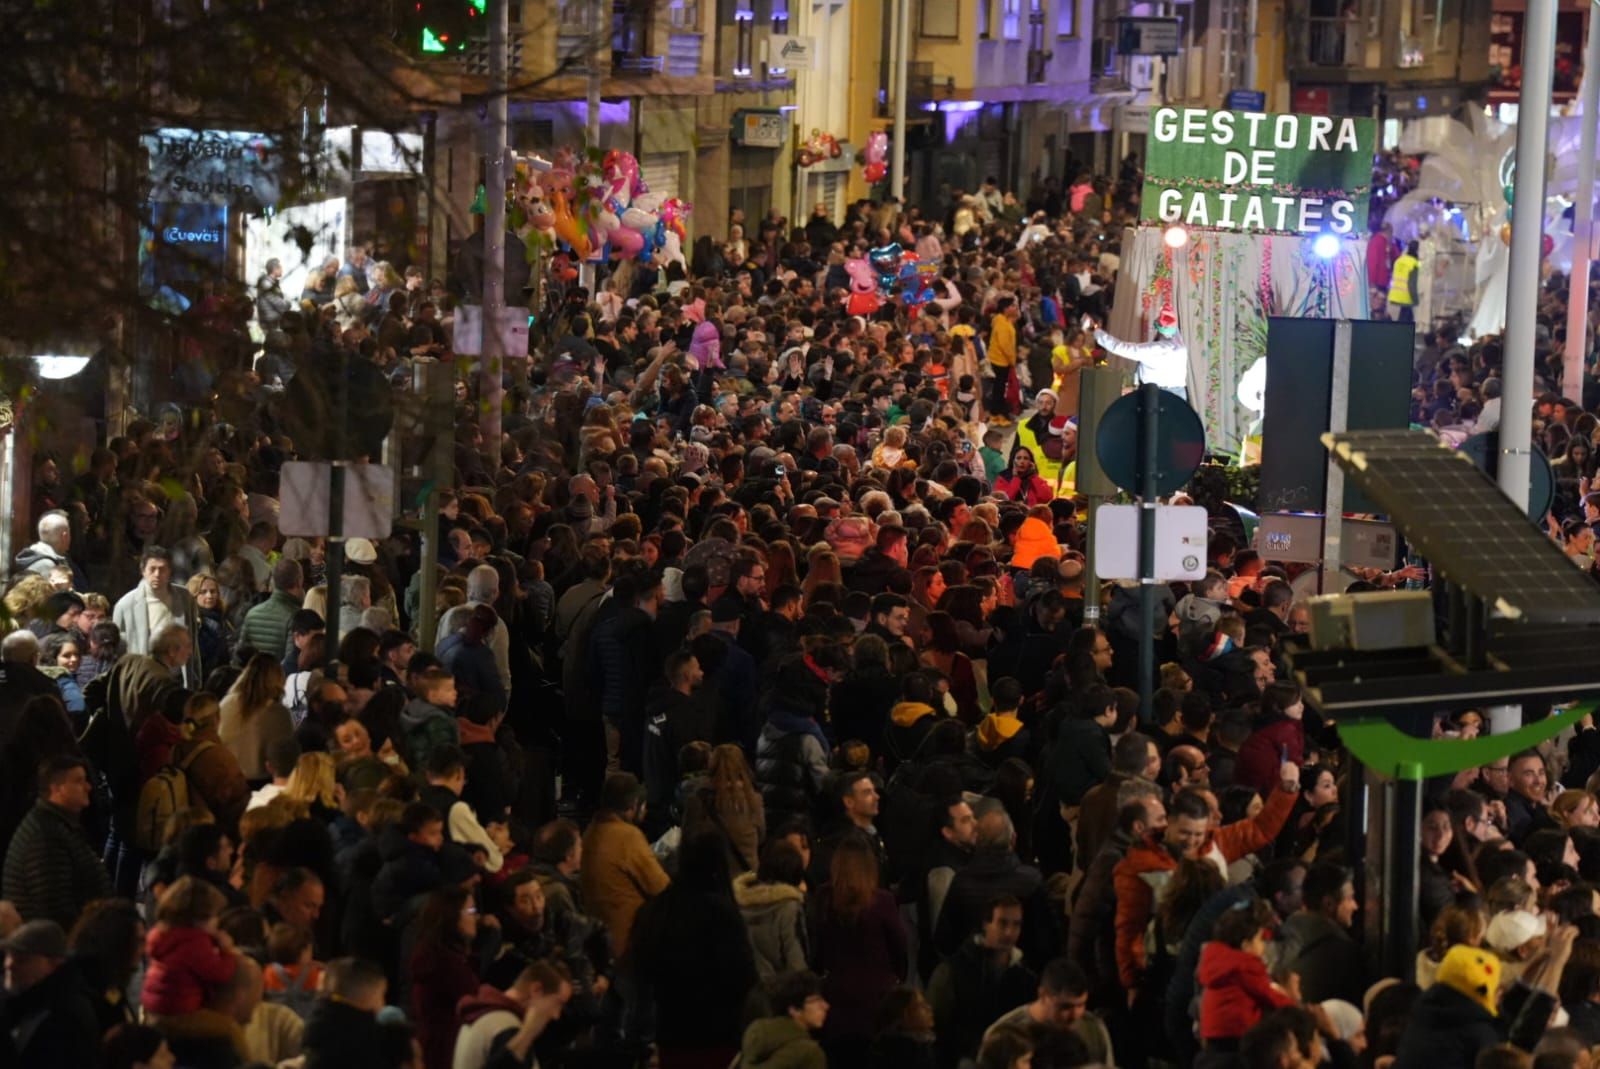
xmin=417 ymin=361 xmax=453 ymax=651
xmin=1321 ymin=320 xmax=1351 ymax=592
xmin=482 ymin=0 xmax=508 ymax=475
xmin=1244 ymin=0 xmax=1260 ymax=90
xmin=890 ymin=0 xmax=908 ymax=203
xmin=1565 ymin=15 xmax=1600 ymax=404
xmin=1500 ymin=0 xmax=1556 ymax=512
xmin=1386 ymin=766 xmax=1423 ymax=980
xmin=325 ymin=345 xmax=348 ymax=674
xmin=1138 ymin=382 xmax=1160 ymax=721
xmin=587 ymin=0 xmax=603 ymax=147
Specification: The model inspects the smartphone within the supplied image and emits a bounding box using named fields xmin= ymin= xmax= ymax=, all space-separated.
xmin=774 ymin=464 xmax=786 ymax=477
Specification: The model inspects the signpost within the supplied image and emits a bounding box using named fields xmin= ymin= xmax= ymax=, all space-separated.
xmin=733 ymin=110 xmax=788 ymax=148
xmin=767 ymin=34 xmax=817 ymax=70
xmin=1224 ymin=89 xmax=1266 ymax=113
xmin=1117 ymin=16 xmax=1181 ymax=56
xmin=1140 ymin=105 xmax=1377 ymax=235
xmin=1096 ymin=385 xmax=1206 ymax=719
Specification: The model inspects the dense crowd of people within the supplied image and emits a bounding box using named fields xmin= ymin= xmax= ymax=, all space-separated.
xmin=2 ymin=168 xmax=1598 ymax=1069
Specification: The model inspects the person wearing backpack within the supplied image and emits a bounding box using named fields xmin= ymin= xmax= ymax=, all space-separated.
xmin=262 ymin=921 xmax=325 ymax=1021
xmin=177 ymin=693 xmax=249 ymax=837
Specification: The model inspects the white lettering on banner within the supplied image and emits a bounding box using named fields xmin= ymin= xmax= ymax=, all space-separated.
xmin=1147 ymin=105 xmax=1368 ymax=235
xmin=1158 ymin=188 xmax=1184 ymax=222
xmin=163 ymin=226 xmax=222 ymax=244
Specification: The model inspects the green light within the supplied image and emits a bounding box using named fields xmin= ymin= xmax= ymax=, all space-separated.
xmin=471 ymin=0 xmax=486 ymax=10
xmin=421 ymin=26 xmax=447 ymax=52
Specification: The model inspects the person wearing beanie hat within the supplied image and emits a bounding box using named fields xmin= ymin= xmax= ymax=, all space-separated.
xmin=0 ymin=919 xmax=100 ymax=1065
xmin=29 ymin=589 xmax=84 ymax=639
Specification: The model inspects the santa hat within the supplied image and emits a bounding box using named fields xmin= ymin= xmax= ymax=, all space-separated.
xmin=1048 ymin=415 xmax=1072 ymax=437
xmin=1156 ymin=302 xmax=1179 ymax=333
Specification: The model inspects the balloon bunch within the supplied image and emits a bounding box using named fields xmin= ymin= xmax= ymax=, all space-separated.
xmin=507 ymin=146 xmax=696 ymax=267
xmin=898 ymin=258 xmax=939 ymax=311
xmin=868 ymin=242 xmax=903 ymax=295
xmin=843 ymin=257 xmax=881 ymax=316
xmin=797 ymin=129 xmax=842 ymax=167
xmin=863 ymin=130 xmax=888 ymax=184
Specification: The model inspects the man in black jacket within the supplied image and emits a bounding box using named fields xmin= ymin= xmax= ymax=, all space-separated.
xmin=935 ymin=807 xmax=1056 ymax=969
xmin=0 ymin=920 xmax=101 ymax=1068
xmin=303 ymin=957 xmax=398 ymax=1069
xmin=2 ymin=756 xmax=110 ymax=928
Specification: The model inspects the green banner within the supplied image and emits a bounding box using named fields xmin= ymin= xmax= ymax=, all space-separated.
xmin=1140 ymin=107 xmax=1376 ymax=236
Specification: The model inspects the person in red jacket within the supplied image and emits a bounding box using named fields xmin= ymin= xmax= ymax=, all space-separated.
xmin=141 ymin=876 xmax=240 ymax=1019
xmin=1112 ymin=761 xmax=1301 ymax=998
xmin=1197 ymin=900 xmax=1298 ymax=1044
xmin=993 ymin=447 xmax=1054 ymax=505
xmin=1233 ymin=682 xmax=1308 ymax=795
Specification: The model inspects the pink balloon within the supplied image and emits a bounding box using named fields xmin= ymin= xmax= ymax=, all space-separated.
xmin=608 ymin=226 xmax=644 ymax=258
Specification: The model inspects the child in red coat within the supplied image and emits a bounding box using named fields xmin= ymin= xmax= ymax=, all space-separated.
xmin=1197 ymin=900 xmax=1298 ymax=1044
xmin=141 ymin=876 xmax=239 ymax=1018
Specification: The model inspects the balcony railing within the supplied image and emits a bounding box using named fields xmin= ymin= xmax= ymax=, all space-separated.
xmin=1299 ymin=15 xmax=1364 ymax=68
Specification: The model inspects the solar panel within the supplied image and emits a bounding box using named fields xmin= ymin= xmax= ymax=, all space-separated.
xmin=1322 ymin=429 xmax=1600 ymax=624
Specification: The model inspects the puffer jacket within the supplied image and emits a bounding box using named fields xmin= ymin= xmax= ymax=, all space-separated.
xmin=1 ymin=800 xmax=112 ymax=928
xmin=141 ymin=924 xmax=238 ymax=1016
xmin=755 ymin=710 xmax=830 ymax=826
xmin=733 ymin=872 xmax=809 ymax=981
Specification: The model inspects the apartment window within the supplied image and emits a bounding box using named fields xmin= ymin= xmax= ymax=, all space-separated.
xmin=1002 ymin=0 xmax=1021 ymax=39
xmin=978 ymin=0 xmax=991 ymax=39
xmin=667 ymin=0 xmax=701 ymax=31
xmin=733 ymin=0 xmax=754 ymax=77
xmin=558 ymin=0 xmax=589 ymax=32
xmin=921 ymin=0 xmax=959 ymax=38
xmin=769 ymin=0 xmax=790 ymax=73
xmin=1056 ymin=0 xmax=1075 ymax=38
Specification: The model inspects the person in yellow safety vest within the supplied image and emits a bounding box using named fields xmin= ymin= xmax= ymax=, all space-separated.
xmin=1388 ymin=240 xmax=1420 ymax=323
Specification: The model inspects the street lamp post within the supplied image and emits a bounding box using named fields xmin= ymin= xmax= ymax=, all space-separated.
xmin=1500 ymin=0 xmax=1557 ymax=512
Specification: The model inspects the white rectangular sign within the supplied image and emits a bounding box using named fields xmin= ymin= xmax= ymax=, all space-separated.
xmin=1093 ymin=504 xmax=1209 ymax=581
xmin=279 ymin=462 xmax=395 ymax=540
xmin=768 ymin=34 xmax=817 ymax=70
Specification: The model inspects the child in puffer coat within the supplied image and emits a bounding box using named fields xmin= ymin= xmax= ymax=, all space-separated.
xmin=1175 ymin=571 xmax=1230 ymax=661
xmin=141 ymin=876 xmax=239 ymax=1019
xmin=1197 ymin=900 xmax=1297 ymax=1044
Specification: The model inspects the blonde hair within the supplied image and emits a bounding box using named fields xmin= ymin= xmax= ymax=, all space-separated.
xmin=3 ymin=575 xmax=54 ymax=622
xmin=1552 ymin=790 xmax=1596 ymax=828
xmin=283 ymin=752 xmax=338 ymax=810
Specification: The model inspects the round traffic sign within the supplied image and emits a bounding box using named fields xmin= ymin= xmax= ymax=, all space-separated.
xmin=1095 ymin=388 xmax=1206 ymax=496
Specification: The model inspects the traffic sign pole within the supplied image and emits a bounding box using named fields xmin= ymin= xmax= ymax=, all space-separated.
xmin=1138 ymin=382 xmax=1160 ymax=721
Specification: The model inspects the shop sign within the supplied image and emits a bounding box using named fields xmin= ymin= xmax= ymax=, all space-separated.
xmin=768 ymin=34 xmax=817 ymax=70
xmin=144 ymin=128 xmax=280 ymax=209
xmin=1140 ymin=106 xmax=1376 ymax=235
xmin=733 ymin=110 xmax=788 ymax=149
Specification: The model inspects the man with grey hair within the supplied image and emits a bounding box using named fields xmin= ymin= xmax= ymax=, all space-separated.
xmin=150 ymin=623 xmax=194 ymax=681
xmin=935 ymin=805 xmax=1056 ymax=967
xmin=14 ymin=511 xmax=86 ymax=590
xmin=435 ymin=564 xmax=510 ymax=692
xmin=2 ymin=630 xmax=39 ymax=665
xmin=339 ymin=574 xmax=372 ymax=637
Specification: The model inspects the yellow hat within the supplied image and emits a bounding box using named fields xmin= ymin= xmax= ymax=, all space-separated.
xmin=1435 ymin=945 xmax=1501 ymax=1017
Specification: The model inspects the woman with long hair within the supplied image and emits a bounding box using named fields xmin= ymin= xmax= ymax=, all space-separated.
xmin=186 ymin=572 xmax=233 ymax=673
xmin=631 ymin=831 xmax=760 ymax=1069
xmin=803 ymin=547 xmax=844 ymax=605
xmin=70 ymin=898 xmax=146 ymax=1033
xmin=217 ymin=653 xmax=293 ymax=782
xmin=934 ymin=584 xmax=994 ymax=658
xmin=282 ymin=752 xmax=341 ymax=822
xmin=408 ymin=886 xmax=484 ymax=1069
xmin=809 ymin=833 xmax=908 ymax=1069
xmin=733 ymin=838 xmax=810 ymax=981
xmin=765 ymin=540 xmax=800 ymax=599
xmin=1233 ymin=681 xmax=1307 ymax=794
xmin=920 ymin=611 xmax=980 ymax=724
xmin=683 ymin=744 xmax=765 ymax=873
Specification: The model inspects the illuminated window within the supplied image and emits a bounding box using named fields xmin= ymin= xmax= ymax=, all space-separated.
xmin=734 ymin=0 xmax=754 ymax=77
